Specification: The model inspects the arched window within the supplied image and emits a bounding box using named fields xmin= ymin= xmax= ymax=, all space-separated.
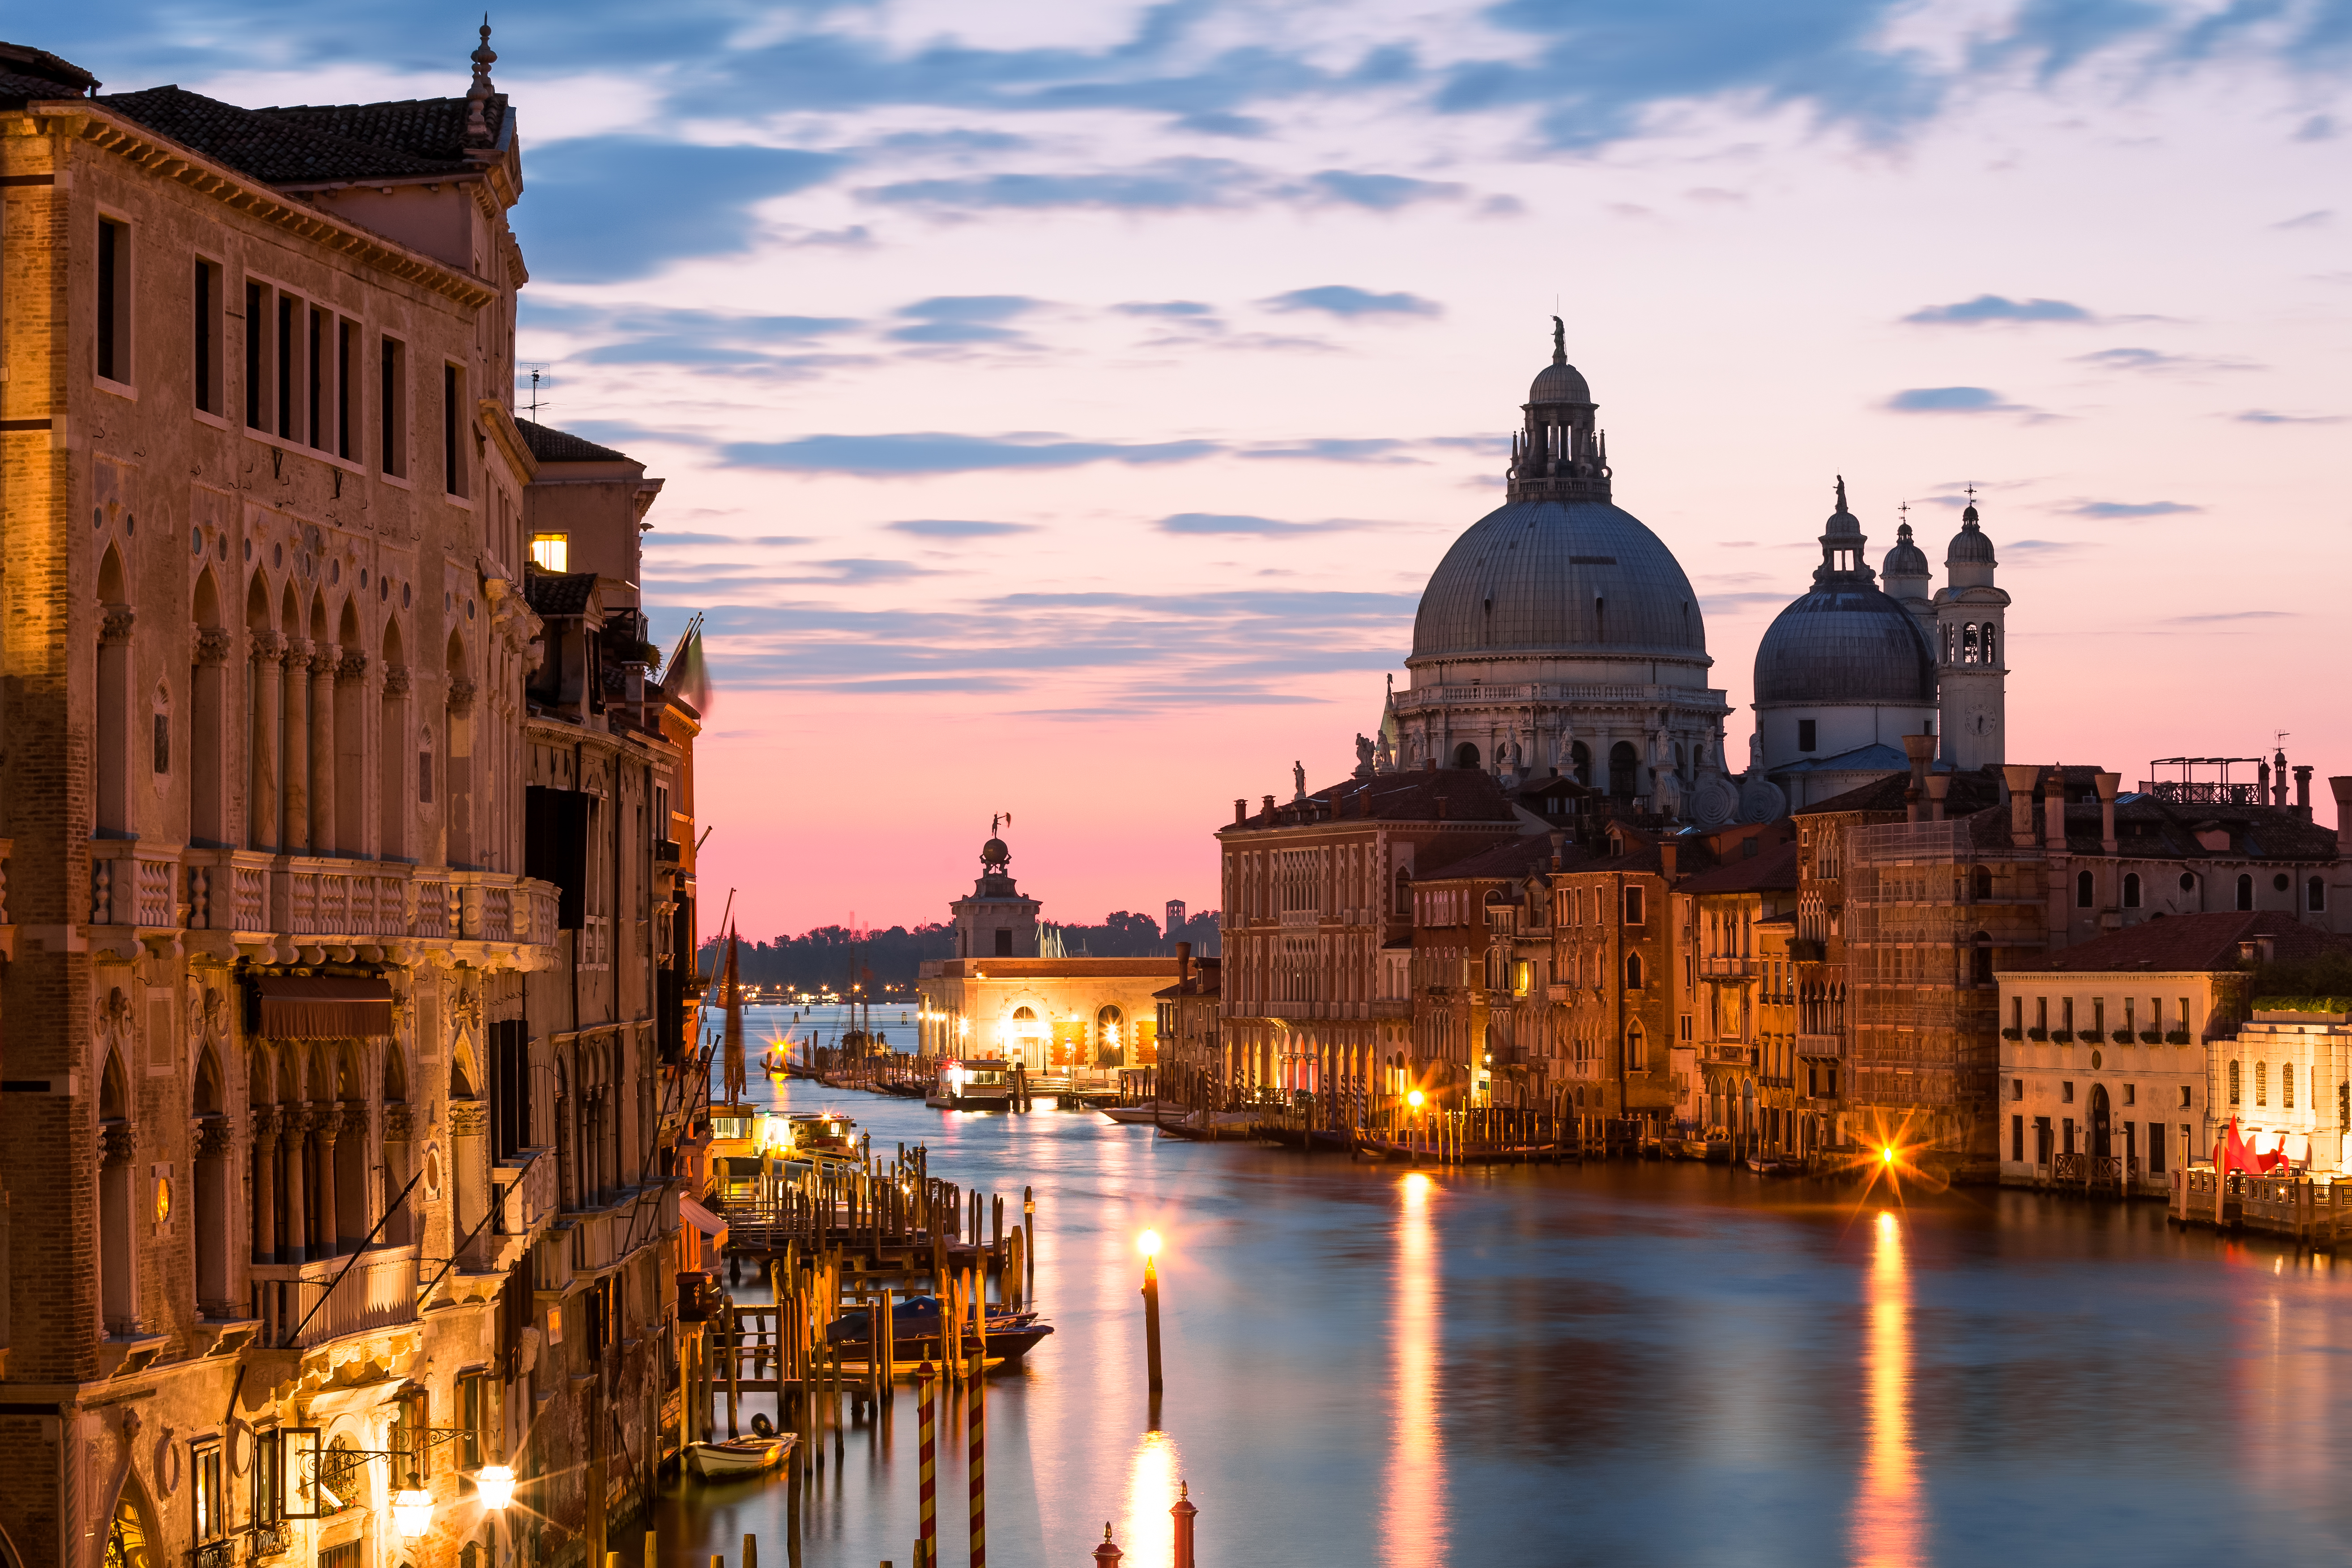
xmin=1097 ymin=1004 xmax=1125 ymax=1065
xmin=1981 ymin=624 xmax=1997 ymax=665
xmin=2237 ymin=873 xmax=2254 ymax=912
xmin=1624 ymin=951 xmax=1645 ymax=990
xmin=192 ymin=1048 xmax=231 ymax=1316
xmin=1393 ymin=868 xmax=1413 ymax=918
xmin=2076 ymin=870 xmax=2095 ymax=909
xmin=2122 ymin=873 xmax=2142 ymax=908
xmin=2310 ymin=877 xmax=2327 ymax=913
xmin=1941 ymin=623 xmax=1956 ymax=662
xmin=1569 ymin=740 xmax=1591 ymax=786
xmin=2284 ymin=1062 xmax=2295 ymax=1109
xmin=1971 ymin=866 xmax=1994 ymax=901
xmin=1453 ymin=742 xmax=1480 ymax=769
xmin=2228 ymin=1059 xmax=2241 ymax=1104
xmin=1962 ymin=622 xmax=1981 ymax=664
xmin=98 ymin=1047 xmax=136 ymax=1332
xmin=1608 ymin=741 xmax=1638 ymax=799
xmin=96 ymin=545 xmax=133 ymax=836
xmin=2255 ymin=1061 xmax=2267 ymax=1106
xmin=2180 ymin=871 xmax=2197 ymax=894
xmin=1623 ymin=1021 xmax=1645 ymax=1074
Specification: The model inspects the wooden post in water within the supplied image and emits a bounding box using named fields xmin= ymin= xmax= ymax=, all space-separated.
xmin=1140 ymin=1247 xmax=1164 ymax=1395
xmin=916 ymin=1361 xmax=938 ymax=1568
xmin=1170 ymin=1482 xmax=1197 ymax=1568
xmin=742 ymin=1534 xmax=756 ymax=1568
xmin=725 ymin=1295 xmax=741 ymax=1437
xmin=1023 ymin=1186 xmax=1036 ymax=1306
xmin=968 ymin=1283 xmax=986 ymax=1568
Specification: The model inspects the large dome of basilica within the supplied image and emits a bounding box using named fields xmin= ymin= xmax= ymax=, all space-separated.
xmin=1410 ymin=498 xmax=1707 ymax=662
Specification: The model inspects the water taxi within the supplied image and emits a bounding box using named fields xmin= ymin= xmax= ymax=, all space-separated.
xmin=927 ymin=1058 xmax=1016 ymax=1111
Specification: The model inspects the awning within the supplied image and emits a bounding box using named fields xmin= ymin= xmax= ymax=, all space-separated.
xmin=678 ymin=1196 xmax=728 ymax=1237
xmin=249 ymin=975 xmax=395 ymax=1040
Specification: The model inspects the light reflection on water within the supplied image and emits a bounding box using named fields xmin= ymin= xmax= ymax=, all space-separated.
xmin=1853 ymin=1210 xmax=1918 ymax=1568
xmin=643 ymin=1024 xmax=2352 ymax=1566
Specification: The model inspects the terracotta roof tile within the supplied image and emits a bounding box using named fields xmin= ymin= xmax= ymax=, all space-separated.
xmin=2018 ymin=911 xmax=2352 ymax=973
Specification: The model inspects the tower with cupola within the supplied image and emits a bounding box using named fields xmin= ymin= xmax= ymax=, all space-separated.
xmin=1931 ymin=496 xmax=2010 ymax=770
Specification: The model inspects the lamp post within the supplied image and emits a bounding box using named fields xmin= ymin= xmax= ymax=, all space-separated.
xmin=1138 ymin=1231 xmax=1164 ymax=1396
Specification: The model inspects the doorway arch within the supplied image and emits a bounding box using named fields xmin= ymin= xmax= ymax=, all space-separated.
xmin=2089 ymin=1082 xmax=2112 ymax=1160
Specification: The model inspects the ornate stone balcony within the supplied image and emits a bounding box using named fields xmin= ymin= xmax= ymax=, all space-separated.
xmin=249 ymin=1243 xmax=420 ymax=1350
xmin=87 ymin=842 xmax=558 ymax=968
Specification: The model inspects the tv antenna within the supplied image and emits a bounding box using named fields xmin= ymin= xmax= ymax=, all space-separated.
xmin=522 ymin=364 xmax=554 ymax=420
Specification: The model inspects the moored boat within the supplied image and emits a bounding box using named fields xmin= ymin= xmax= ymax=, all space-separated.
xmin=823 ymin=1294 xmax=1055 ymax=1369
xmin=685 ymin=1433 xmax=795 ymax=1479
xmin=926 ymin=1058 xmax=1016 ymax=1110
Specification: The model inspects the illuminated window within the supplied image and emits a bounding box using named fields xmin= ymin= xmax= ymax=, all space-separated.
xmin=530 ymin=533 xmax=570 ymax=572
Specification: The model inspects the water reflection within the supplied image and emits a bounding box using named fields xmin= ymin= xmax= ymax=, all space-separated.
xmin=1124 ymin=1429 xmax=1182 ymax=1564
xmin=1381 ymin=1172 xmax=1445 ymax=1568
xmin=1853 ymin=1209 xmax=1920 ymax=1568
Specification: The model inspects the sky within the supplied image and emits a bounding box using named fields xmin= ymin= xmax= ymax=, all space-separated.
xmin=51 ymin=0 xmax=2352 ymax=936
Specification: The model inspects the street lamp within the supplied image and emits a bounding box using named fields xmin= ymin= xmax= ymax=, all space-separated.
xmin=391 ymin=1474 xmax=434 ymax=1539
xmin=473 ymin=1466 xmax=516 ymax=1512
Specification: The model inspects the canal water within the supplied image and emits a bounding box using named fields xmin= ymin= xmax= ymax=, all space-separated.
xmin=654 ymin=1007 xmax=2352 ymax=1567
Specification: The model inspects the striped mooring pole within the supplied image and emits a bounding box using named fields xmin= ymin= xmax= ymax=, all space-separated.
xmin=968 ymin=1280 xmax=987 ymax=1568
xmin=917 ymin=1360 xmax=937 ymax=1568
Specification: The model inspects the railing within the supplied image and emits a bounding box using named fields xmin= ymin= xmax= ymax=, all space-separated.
xmin=247 ymin=1522 xmax=291 ymax=1562
xmin=193 ymin=1540 xmax=234 ymax=1568
xmin=116 ymin=850 xmax=557 ymax=950
xmin=1700 ymin=954 xmax=1753 ymax=977
xmin=490 ymin=1147 xmax=557 ymax=1237
xmin=1797 ymin=1033 xmax=1845 ymax=1058
xmin=253 ymin=1245 xmax=420 ymax=1348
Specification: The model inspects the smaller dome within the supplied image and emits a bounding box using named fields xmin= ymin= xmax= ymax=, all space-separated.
xmin=980 ymin=837 xmax=1010 ymax=866
xmin=1883 ymin=522 xmax=1930 ymax=578
xmin=1529 ymin=359 xmax=1591 ymax=405
xmin=1823 ymin=505 xmax=1862 ymax=539
xmin=1947 ymin=516 xmax=1997 ymax=565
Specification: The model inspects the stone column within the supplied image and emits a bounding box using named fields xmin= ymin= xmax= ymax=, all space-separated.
xmin=379 ymin=665 xmax=411 ymax=862
xmin=335 ymin=650 xmax=369 ymax=858
xmin=96 ymin=605 xmax=136 ymax=837
xmin=192 ymin=629 xmax=234 ymax=845
xmin=281 ymin=640 xmax=312 ymax=853
xmin=446 ymin=677 xmax=477 ymax=869
xmin=249 ymin=632 xmax=285 ymax=850
xmin=280 ymin=1108 xmax=308 ymax=1264
xmin=311 ymin=1105 xmax=341 ymax=1256
xmin=250 ymin=1107 xmax=280 ymax=1264
xmin=310 ymin=651 xmax=337 ymax=857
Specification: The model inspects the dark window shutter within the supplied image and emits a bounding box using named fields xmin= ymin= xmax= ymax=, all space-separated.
xmin=524 ymin=784 xmax=588 ymax=929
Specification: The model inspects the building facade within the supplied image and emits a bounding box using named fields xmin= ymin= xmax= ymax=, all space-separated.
xmin=0 ymin=38 xmax=700 ymax=1568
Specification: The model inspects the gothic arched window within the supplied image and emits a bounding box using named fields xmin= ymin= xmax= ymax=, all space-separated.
xmin=2123 ymin=873 xmax=2142 ymax=908
xmin=2237 ymin=873 xmax=2254 ymax=912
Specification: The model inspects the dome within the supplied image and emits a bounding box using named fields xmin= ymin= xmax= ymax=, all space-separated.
xmin=1753 ymin=586 xmax=1937 ymax=705
xmin=1529 ymin=359 xmax=1591 ymax=405
xmin=980 ymin=836 xmax=1010 ymax=866
xmin=1948 ymin=507 xmax=1997 ymax=566
xmin=1883 ymin=522 xmax=1930 ymax=578
xmin=1410 ymin=499 xmax=1705 ymax=661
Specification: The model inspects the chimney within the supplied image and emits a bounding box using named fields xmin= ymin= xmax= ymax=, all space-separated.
xmin=1661 ymin=843 xmax=1677 ymax=879
xmin=1436 ymin=795 xmax=1449 ymax=821
xmin=1261 ymin=793 xmax=1276 ymax=826
xmin=2294 ymin=765 xmax=2314 ymax=821
xmin=1924 ymin=772 xmax=1950 ymax=822
xmin=2095 ymin=771 xmax=2120 ymax=855
xmin=1902 ymin=733 xmax=1937 ymax=824
xmin=2043 ymin=767 xmax=2067 ymax=851
xmin=1234 ymin=798 xmax=1247 ymax=827
xmin=2331 ymin=777 xmax=2352 ymax=854
xmin=1176 ymin=940 xmax=1191 ymax=989
xmin=2000 ymin=765 xmax=2040 ymax=848
xmin=1548 ymin=829 xmax=1566 ymax=871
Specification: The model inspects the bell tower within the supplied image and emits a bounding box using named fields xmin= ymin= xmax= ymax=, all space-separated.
xmin=950 ymin=821 xmax=1041 ymax=959
xmin=1933 ymin=494 xmax=2010 ymax=770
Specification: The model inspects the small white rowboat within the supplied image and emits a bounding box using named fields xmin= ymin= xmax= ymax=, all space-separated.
xmin=685 ymin=1433 xmax=796 ymax=1479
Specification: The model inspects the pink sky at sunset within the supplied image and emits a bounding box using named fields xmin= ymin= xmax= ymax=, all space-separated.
xmin=57 ymin=0 xmax=2352 ymax=937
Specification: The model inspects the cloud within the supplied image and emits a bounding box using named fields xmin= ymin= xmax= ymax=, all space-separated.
xmin=2273 ymin=209 xmax=2334 ymax=230
xmin=1303 ymin=170 xmax=1466 ymax=209
xmin=720 ymin=432 xmax=1222 ymax=475
xmin=547 ymin=307 xmax=863 ymax=369
xmin=2003 ymin=538 xmax=2088 ymax=555
xmin=2074 ymin=346 xmax=2257 ymax=373
xmin=1239 ymin=437 xmax=1419 ymax=460
xmin=2234 ymin=409 xmax=2344 ymax=424
xmin=2064 ymin=500 xmax=2199 ymax=519
xmin=1114 ymin=301 xmax=1218 ymax=319
xmin=511 ymin=137 xmax=846 ymax=284
xmin=1175 ymin=111 xmax=1270 ymax=137
xmin=862 ymin=157 xmax=1260 ymax=212
xmin=2161 ymin=610 xmax=2296 ymax=624
xmin=1261 ymin=285 xmax=1441 ymax=319
xmin=1903 ymin=294 xmax=2093 ymax=325
xmin=890 ymin=294 xmax=1047 ymax=345
xmin=2297 ymin=115 xmax=2338 ymax=141
xmin=1156 ymin=513 xmax=1389 ymax=536
xmin=1698 ymin=591 xmax=1798 ymax=611
xmin=1885 ymin=387 xmax=2027 ymax=413
xmin=885 ymin=519 xmax=1038 ymax=537
xmin=644 ymin=532 xmax=816 ymax=547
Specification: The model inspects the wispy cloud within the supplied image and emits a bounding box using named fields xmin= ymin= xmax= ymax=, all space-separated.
xmin=1262 ymin=285 xmax=1441 ymax=319
xmin=1903 ymin=294 xmax=2092 ymax=325
xmin=514 ymin=137 xmax=846 ymax=284
xmin=889 ymin=295 xmax=1047 ymax=346
xmin=2074 ymin=346 xmax=2257 ymax=373
xmin=1156 ymin=512 xmax=1389 ymax=536
xmin=644 ymin=532 xmax=816 ymax=547
xmin=2273 ymin=209 xmax=2333 ymax=230
xmin=2161 ymin=610 xmax=2296 ymax=624
xmin=2235 ymin=409 xmax=2343 ymax=425
xmin=721 ymin=432 xmax=1222 ymax=476
xmin=885 ymin=519 xmax=1039 ymax=538
xmin=1885 ymin=386 xmax=2029 ymax=414
xmin=2064 ymin=500 xmax=2200 ymax=519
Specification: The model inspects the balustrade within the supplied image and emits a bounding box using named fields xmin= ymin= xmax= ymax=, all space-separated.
xmin=97 ymin=848 xmax=554 ymax=951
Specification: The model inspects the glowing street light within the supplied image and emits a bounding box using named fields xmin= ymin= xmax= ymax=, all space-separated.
xmin=473 ymin=1466 xmax=516 ymax=1512
xmin=1406 ymin=1089 xmax=1425 ymax=1111
xmin=391 ymin=1474 xmax=434 ymax=1539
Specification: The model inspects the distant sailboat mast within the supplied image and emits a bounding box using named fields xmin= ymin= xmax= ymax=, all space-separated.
xmin=721 ymin=923 xmax=746 ymax=1101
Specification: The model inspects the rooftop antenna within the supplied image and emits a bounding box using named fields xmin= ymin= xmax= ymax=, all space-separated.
xmin=522 ymin=363 xmax=552 ymax=420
